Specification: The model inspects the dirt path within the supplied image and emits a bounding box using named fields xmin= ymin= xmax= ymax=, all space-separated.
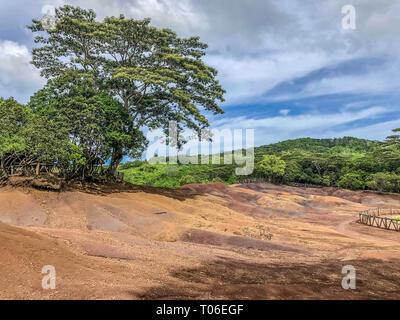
xmin=334 ymin=216 xmax=400 ymax=247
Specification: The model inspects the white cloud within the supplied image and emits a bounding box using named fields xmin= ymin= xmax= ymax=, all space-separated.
xmin=211 ymin=106 xmax=392 ymax=145
xmin=206 ymin=50 xmax=351 ymax=105
xmin=60 ymin=0 xmax=400 ymax=105
xmin=145 ymin=105 xmax=396 ymax=157
xmin=0 ymin=40 xmax=44 ymax=102
xmin=66 ymin=0 xmax=207 ymax=33
xmin=297 ymin=67 xmax=400 ymax=99
xmin=343 ymin=101 xmax=371 ymax=111
xmin=2 ymin=0 xmax=400 ymax=106
xmin=337 ymin=119 xmax=400 ymax=141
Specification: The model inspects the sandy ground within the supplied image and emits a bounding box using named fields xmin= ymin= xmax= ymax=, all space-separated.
xmin=0 ymin=182 xmax=400 ymax=299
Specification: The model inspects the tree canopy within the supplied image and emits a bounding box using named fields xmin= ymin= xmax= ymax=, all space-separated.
xmin=28 ymin=5 xmax=225 ymax=174
xmin=27 ymin=70 xmax=148 ymax=178
xmin=255 ymin=155 xmax=286 ymax=182
xmin=0 ymin=98 xmax=30 ymax=164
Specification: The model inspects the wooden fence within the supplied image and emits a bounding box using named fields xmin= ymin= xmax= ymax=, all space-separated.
xmin=359 ymin=208 xmax=400 ymax=231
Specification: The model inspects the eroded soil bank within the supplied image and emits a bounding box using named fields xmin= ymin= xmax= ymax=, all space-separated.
xmin=1 ymin=182 xmax=399 ymax=299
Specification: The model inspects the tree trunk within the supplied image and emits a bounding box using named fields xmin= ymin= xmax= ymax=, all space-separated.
xmin=108 ymin=148 xmax=123 ymax=177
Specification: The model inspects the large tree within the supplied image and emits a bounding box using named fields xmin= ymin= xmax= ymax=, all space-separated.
xmin=377 ymin=128 xmax=400 ymax=172
xmin=29 ymin=5 xmax=225 ymax=175
xmin=28 ymin=70 xmax=145 ymax=179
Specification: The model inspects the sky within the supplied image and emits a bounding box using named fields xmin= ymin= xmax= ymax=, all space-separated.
xmin=1 ymin=0 xmax=400 ymax=148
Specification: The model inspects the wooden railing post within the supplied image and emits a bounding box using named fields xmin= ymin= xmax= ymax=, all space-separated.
xmin=359 ymin=208 xmax=400 ymax=232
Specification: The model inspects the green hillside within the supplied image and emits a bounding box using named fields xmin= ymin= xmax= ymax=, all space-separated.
xmin=255 ymin=137 xmax=379 ymax=154
xmin=119 ymin=136 xmax=400 ymax=193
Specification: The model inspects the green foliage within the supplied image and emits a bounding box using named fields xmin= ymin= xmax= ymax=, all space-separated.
xmin=119 ymin=160 xmax=145 ymax=170
xmin=119 ymin=135 xmax=400 ymax=193
xmin=0 ymin=98 xmax=30 ymax=156
xmin=119 ymin=162 xmax=236 ymax=188
xmin=27 ymin=71 xmax=141 ymax=177
xmin=179 ymin=175 xmax=196 ymax=186
xmin=391 ymin=216 xmax=400 ymax=225
xmin=337 ymin=173 xmax=365 ymax=190
xmin=28 ymin=5 xmax=225 ymax=173
xmin=0 ymin=3 xmax=398 ymax=191
xmin=255 ymin=155 xmax=286 ymax=182
xmin=256 ymin=137 xmax=379 ymax=155
xmin=0 ymin=4 xmax=224 ymax=180
xmin=366 ymin=172 xmax=400 ymax=193
xmin=0 ymin=97 xmax=73 ymax=168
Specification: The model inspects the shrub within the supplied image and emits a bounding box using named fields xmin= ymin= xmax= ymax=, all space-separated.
xmin=179 ymin=175 xmax=196 ymax=186
xmin=366 ymin=172 xmax=400 ymax=193
xmin=255 ymin=155 xmax=286 ymax=181
xmin=163 ymin=165 xmax=180 ymax=177
xmin=337 ymin=173 xmax=365 ymax=190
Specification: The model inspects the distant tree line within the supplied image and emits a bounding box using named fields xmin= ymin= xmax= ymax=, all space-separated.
xmin=249 ymin=135 xmax=400 ymax=193
xmin=119 ymin=135 xmax=400 ymax=193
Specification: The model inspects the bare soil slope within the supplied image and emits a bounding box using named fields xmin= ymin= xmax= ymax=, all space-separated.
xmin=1 ymin=182 xmax=400 ymax=299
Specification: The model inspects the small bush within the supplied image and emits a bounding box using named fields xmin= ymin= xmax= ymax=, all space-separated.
xmin=179 ymin=175 xmax=196 ymax=186
xmin=163 ymin=165 xmax=180 ymax=177
xmin=337 ymin=173 xmax=365 ymax=190
xmin=366 ymin=172 xmax=400 ymax=193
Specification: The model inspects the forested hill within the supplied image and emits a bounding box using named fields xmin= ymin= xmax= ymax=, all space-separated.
xmin=250 ymin=136 xmax=397 ymax=192
xmin=120 ymin=134 xmax=400 ymax=193
xmin=255 ymin=137 xmax=380 ymax=155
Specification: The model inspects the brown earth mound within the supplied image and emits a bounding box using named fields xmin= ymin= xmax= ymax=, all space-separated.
xmin=1 ymin=182 xmax=400 ymax=299
xmin=7 ymin=176 xmax=64 ymax=191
